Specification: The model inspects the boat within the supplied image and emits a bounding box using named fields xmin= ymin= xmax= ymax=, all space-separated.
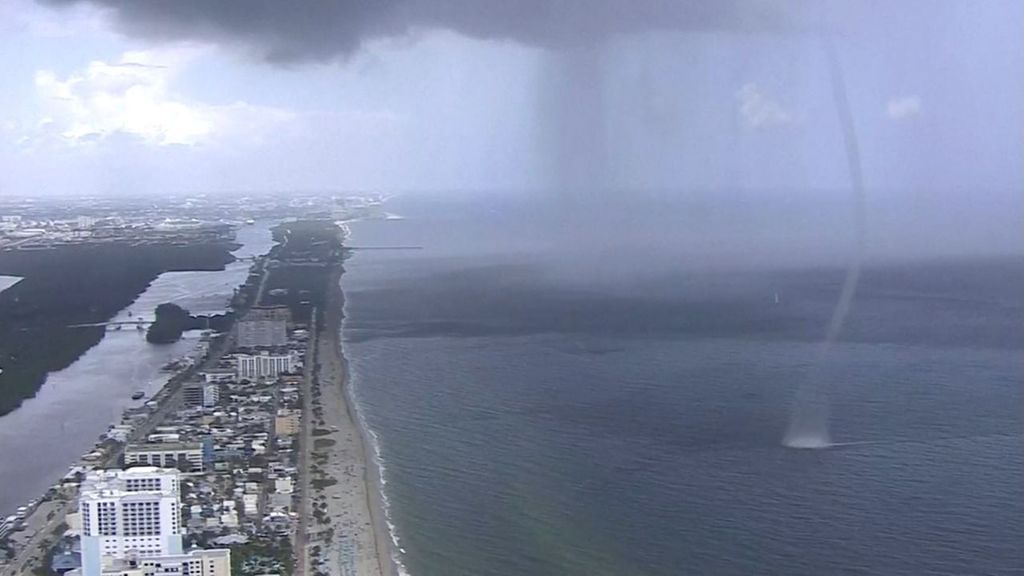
xmin=161 ymin=358 xmax=185 ymax=371
xmin=131 ymin=391 xmax=145 ymax=400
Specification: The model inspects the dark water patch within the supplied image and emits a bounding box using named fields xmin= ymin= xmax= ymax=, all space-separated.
xmin=345 ymin=257 xmax=1024 ymax=352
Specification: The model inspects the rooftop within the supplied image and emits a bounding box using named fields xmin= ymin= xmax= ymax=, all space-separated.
xmin=125 ymin=442 xmax=202 ymax=453
xmin=80 ymin=467 xmax=179 ymax=499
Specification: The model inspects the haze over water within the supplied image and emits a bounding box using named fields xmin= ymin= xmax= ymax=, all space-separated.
xmin=342 ymin=194 xmax=1024 ymax=576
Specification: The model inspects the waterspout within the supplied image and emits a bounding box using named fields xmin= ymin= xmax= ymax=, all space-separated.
xmin=784 ymin=34 xmax=866 ymax=450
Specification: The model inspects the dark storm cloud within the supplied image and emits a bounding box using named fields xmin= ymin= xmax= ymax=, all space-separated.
xmin=38 ymin=0 xmax=814 ymax=61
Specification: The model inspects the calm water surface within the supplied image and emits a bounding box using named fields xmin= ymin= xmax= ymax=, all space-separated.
xmin=341 ymin=197 xmax=1023 ymax=576
xmin=0 ymin=224 xmax=274 ymax=516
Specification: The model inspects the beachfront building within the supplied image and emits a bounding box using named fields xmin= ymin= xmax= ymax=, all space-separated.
xmin=78 ymin=468 xmax=231 ymax=576
xmin=236 ymin=306 xmax=290 ymax=348
xmin=94 ymin=549 xmax=231 ymax=576
xmin=274 ymin=477 xmax=294 ymax=495
xmin=274 ymin=409 xmax=301 ymax=436
xmin=124 ymin=443 xmax=205 ymax=472
xmin=139 ymin=548 xmax=231 ymax=576
xmin=235 ymin=350 xmax=299 ymax=381
xmin=79 ymin=468 xmax=184 ymax=576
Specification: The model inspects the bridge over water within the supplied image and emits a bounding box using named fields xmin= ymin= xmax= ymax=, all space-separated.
xmin=66 ymin=319 xmax=154 ymax=330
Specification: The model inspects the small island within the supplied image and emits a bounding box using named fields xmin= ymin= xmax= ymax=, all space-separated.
xmin=146 ymin=303 xmax=232 ymax=344
xmin=0 ymin=240 xmax=237 ymax=416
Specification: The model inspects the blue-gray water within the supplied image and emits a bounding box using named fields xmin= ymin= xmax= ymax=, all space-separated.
xmin=0 ymin=223 xmax=275 ymax=517
xmin=342 ymin=195 xmax=1023 ymax=576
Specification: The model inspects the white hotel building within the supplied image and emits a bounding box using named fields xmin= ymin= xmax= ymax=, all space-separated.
xmin=78 ymin=468 xmax=230 ymax=576
xmin=80 ymin=468 xmax=183 ymax=576
xmin=235 ymin=350 xmax=299 ymax=381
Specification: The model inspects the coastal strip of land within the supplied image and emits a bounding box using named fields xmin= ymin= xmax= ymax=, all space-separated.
xmin=296 ymin=239 xmax=393 ymax=576
xmin=0 ymin=219 xmax=395 ymax=576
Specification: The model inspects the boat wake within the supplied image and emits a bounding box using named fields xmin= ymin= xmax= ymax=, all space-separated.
xmin=783 ymin=438 xmax=886 ymax=450
xmin=783 ymin=432 xmax=1023 ymax=451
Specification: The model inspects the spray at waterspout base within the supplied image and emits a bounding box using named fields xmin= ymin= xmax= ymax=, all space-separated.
xmin=783 ymin=379 xmax=832 ymax=449
xmin=782 ymin=434 xmax=833 ymax=450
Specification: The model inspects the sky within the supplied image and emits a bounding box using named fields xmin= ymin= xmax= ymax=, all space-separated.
xmin=0 ymin=0 xmax=1022 ymax=203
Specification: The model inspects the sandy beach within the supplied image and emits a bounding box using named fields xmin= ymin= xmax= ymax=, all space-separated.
xmin=300 ymin=267 xmax=394 ymax=576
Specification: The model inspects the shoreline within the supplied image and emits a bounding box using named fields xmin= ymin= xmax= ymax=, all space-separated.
xmin=338 ymin=291 xmax=401 ymax=576
xmin=303 ymin=263 xmax=396 ymax=576
xmin=338 ymin=316 xmax=398 ymax=576
xmin=334 ymin=219 xmax=404 ymax=576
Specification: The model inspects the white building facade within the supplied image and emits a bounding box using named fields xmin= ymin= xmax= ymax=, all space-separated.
xmin=203 ymin=384 xmax=220 ymax=407
xmin=183 ymin=383 xmax=221 ymax=408
xmin=80 ymin=468 xmax=184 ymax=576
xmin=124 ymin=443 xmax=204 ymax=472
xmin=235 ymin=351 xmax=299 ymax=381
xmin=135 ymin=548 xmax=231 ymax=576
xmin=96 ymin=548 xmax=231 ymax=576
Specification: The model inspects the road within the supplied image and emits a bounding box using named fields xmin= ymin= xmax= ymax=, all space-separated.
xmin=253 ymin=257 xmax=272 ymax=305
xmin=1 ymin=491 xmax=74 ymax=576
xmin=293 ymin=310 xmax=317 ymax=576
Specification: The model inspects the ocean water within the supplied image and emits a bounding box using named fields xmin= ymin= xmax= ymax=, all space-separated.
xmin=0 ymin=223 xmax=275 ymax=517
xmin=341 ymin=195 xmax=1023 ymax=576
